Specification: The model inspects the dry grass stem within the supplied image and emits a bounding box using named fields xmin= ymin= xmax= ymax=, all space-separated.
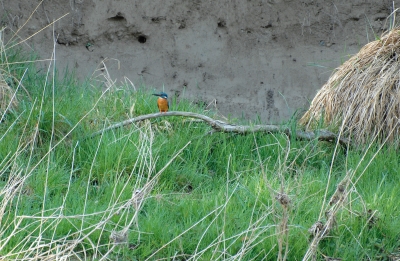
xmin=303 ymin=172 xmax=352 ymax=261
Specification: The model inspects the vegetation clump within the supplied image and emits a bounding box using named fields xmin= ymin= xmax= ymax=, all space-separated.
xmin=300 ymin=28 xmax=400 ymax=145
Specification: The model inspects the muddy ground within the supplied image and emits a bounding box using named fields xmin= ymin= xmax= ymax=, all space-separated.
xmin=1 ymin=0 xmax=393 ymax=122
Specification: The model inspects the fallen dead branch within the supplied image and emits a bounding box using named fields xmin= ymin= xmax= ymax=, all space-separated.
xmin=89 ymin=111 xmax=349 ymax=146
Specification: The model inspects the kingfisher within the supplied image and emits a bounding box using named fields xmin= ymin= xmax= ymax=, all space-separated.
xmin=152 ymin=92 xmax=169 ymax=113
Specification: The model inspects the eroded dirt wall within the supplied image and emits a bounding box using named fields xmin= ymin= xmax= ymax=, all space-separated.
xmin=1 ymin=0 xmax=392 ymax=122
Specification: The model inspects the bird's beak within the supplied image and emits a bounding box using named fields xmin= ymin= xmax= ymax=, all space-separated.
xmin=152 ymin=93 xmax=161 ymax=97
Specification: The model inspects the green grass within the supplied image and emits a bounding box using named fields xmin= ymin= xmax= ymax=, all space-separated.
xmin=1 ymin=46 xmax=400 ymax=261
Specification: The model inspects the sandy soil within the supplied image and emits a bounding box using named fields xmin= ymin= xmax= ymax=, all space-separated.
xmin=1 ymin=0 xmax=392 ymax=122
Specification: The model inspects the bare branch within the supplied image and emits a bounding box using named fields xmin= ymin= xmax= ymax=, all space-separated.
xmin=89 ymin=111 xmax=349 ymax=146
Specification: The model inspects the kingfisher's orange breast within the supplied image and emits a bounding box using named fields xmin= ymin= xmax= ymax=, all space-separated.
xmin=157 ymin=97 xmax=169 ymax=112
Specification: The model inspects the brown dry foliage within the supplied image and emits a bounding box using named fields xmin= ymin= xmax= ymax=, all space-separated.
xmin=300 ymin=28 xmax=400 ymax=145
xmin=0 ymin=75 xmax=18 ymax=119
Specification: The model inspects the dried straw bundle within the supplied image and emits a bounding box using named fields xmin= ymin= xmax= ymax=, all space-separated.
xmin=300 ymin=28 xmax=400 ymax=145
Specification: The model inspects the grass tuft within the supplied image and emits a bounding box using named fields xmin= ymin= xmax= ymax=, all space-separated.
xmin=300 ymin=27 xmax=400 ymax=146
